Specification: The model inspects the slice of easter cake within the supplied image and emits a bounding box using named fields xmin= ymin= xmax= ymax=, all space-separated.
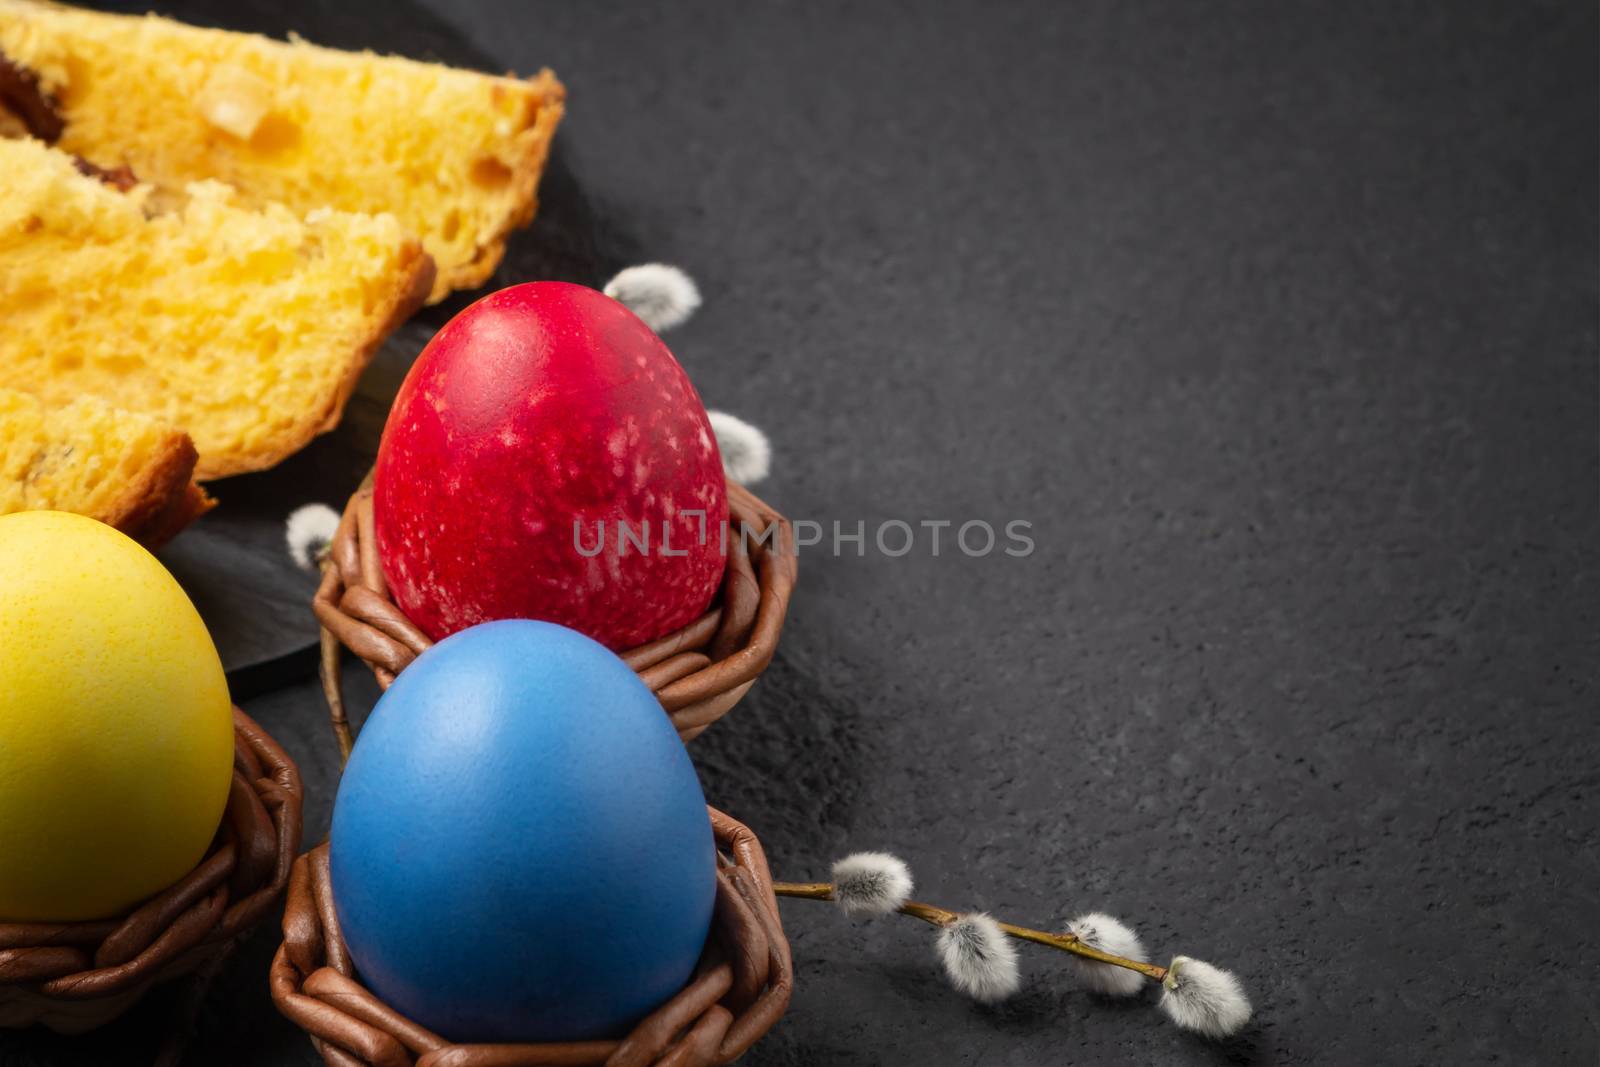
xmin=0 ymin=0 xmax=565 ymax=303
xmin=0 ymin=136 xmax=433 ymax=478
xmin=0 ymin=387 xmax=213 ymax=547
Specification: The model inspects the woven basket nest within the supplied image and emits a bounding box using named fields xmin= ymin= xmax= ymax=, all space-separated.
xmin=271 ymin=807 xmax=793 ymax=1067
xmin=0 ymin=709 xmax=303 ymax=1034
xmin=315 ymin=475 xmax=797 ymax=749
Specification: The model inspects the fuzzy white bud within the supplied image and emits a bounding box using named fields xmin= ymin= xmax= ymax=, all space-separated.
xmin=830 ymin=852 xmax=913 ymax=916
xmin=1158 ymin=955 xmax=1252 ymax=1038
xmin=285 ymin=503 xmax=340 ymax=571
xmin=603 ymin=263 xmax=701 ymax=333
xmin=936 ymin=913 xmax=1021 ymax=1004
xmin=1067 ymin=912 xmax=1148 ymax=997
xmin=707 ymin=410 xmax=772 ymax=485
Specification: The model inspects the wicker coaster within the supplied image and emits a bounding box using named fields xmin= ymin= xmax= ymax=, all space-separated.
xmin=271 ymin=808 xmax=792 ymax=1067
xmin=315 ymin=475 xmax=797 ymax=749
xmin=0 ymin=708 xmax=303 ymax=1034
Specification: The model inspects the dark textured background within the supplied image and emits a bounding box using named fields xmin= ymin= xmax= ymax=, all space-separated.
xmin=6 ymin=1 xmax=1598 ymax=1064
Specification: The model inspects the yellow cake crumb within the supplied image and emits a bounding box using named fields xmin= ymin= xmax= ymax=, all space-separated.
xmin=0 ymin=136 xmax=433 ymax=478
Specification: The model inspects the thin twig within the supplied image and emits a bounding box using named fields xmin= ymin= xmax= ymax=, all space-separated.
xmin=772 ymin=882 xmax=1168 ymax=982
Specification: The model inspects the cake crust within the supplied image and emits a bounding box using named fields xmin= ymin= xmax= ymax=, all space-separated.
xmin=106 ymin=434 xmax=215 ymax=548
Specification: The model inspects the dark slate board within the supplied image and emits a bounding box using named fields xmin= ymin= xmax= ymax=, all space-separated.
xmin=115 ymin=0 xmax=636 ymax=686
xmin=4 ymin=2 xmax=1596 ymax=1067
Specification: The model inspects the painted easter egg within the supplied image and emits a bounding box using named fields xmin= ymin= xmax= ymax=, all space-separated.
xmin=329 ymin=619 xmax=717 ymax=1042
xmin=373 ymin=281 xmax=727 ymax=651
xmin=0 ymin=511 xmax=234 ymax=921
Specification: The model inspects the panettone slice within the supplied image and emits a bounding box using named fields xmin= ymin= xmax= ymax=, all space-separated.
xmin=0 ymin=387 xmax=213 ymax=547
xmin=0 ymin=0 xmax=564 ymax=302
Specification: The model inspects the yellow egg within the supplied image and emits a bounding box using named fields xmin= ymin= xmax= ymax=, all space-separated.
xmin=0 ymin=511 xmax=234 ymax=921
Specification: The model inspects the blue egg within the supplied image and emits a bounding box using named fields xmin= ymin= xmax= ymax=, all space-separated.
xmin=329 ymin=619 xmax=716 ymax=1043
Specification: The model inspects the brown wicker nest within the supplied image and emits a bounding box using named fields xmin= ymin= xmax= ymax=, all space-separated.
xmin=314 ymin=474 xmax=797 ymax=749
xmin=0 ymin=708 xmax=303 ymax=1034
xmin=271 ymin=807 xmax=793 ymax=1067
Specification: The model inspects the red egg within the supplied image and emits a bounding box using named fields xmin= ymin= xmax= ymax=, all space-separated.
xmin=373 ymin=282 xmax=728 ymax=651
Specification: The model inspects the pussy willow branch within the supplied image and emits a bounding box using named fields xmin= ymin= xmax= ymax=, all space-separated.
xmin=772 ymin=882 xmax=1169 ymax=981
